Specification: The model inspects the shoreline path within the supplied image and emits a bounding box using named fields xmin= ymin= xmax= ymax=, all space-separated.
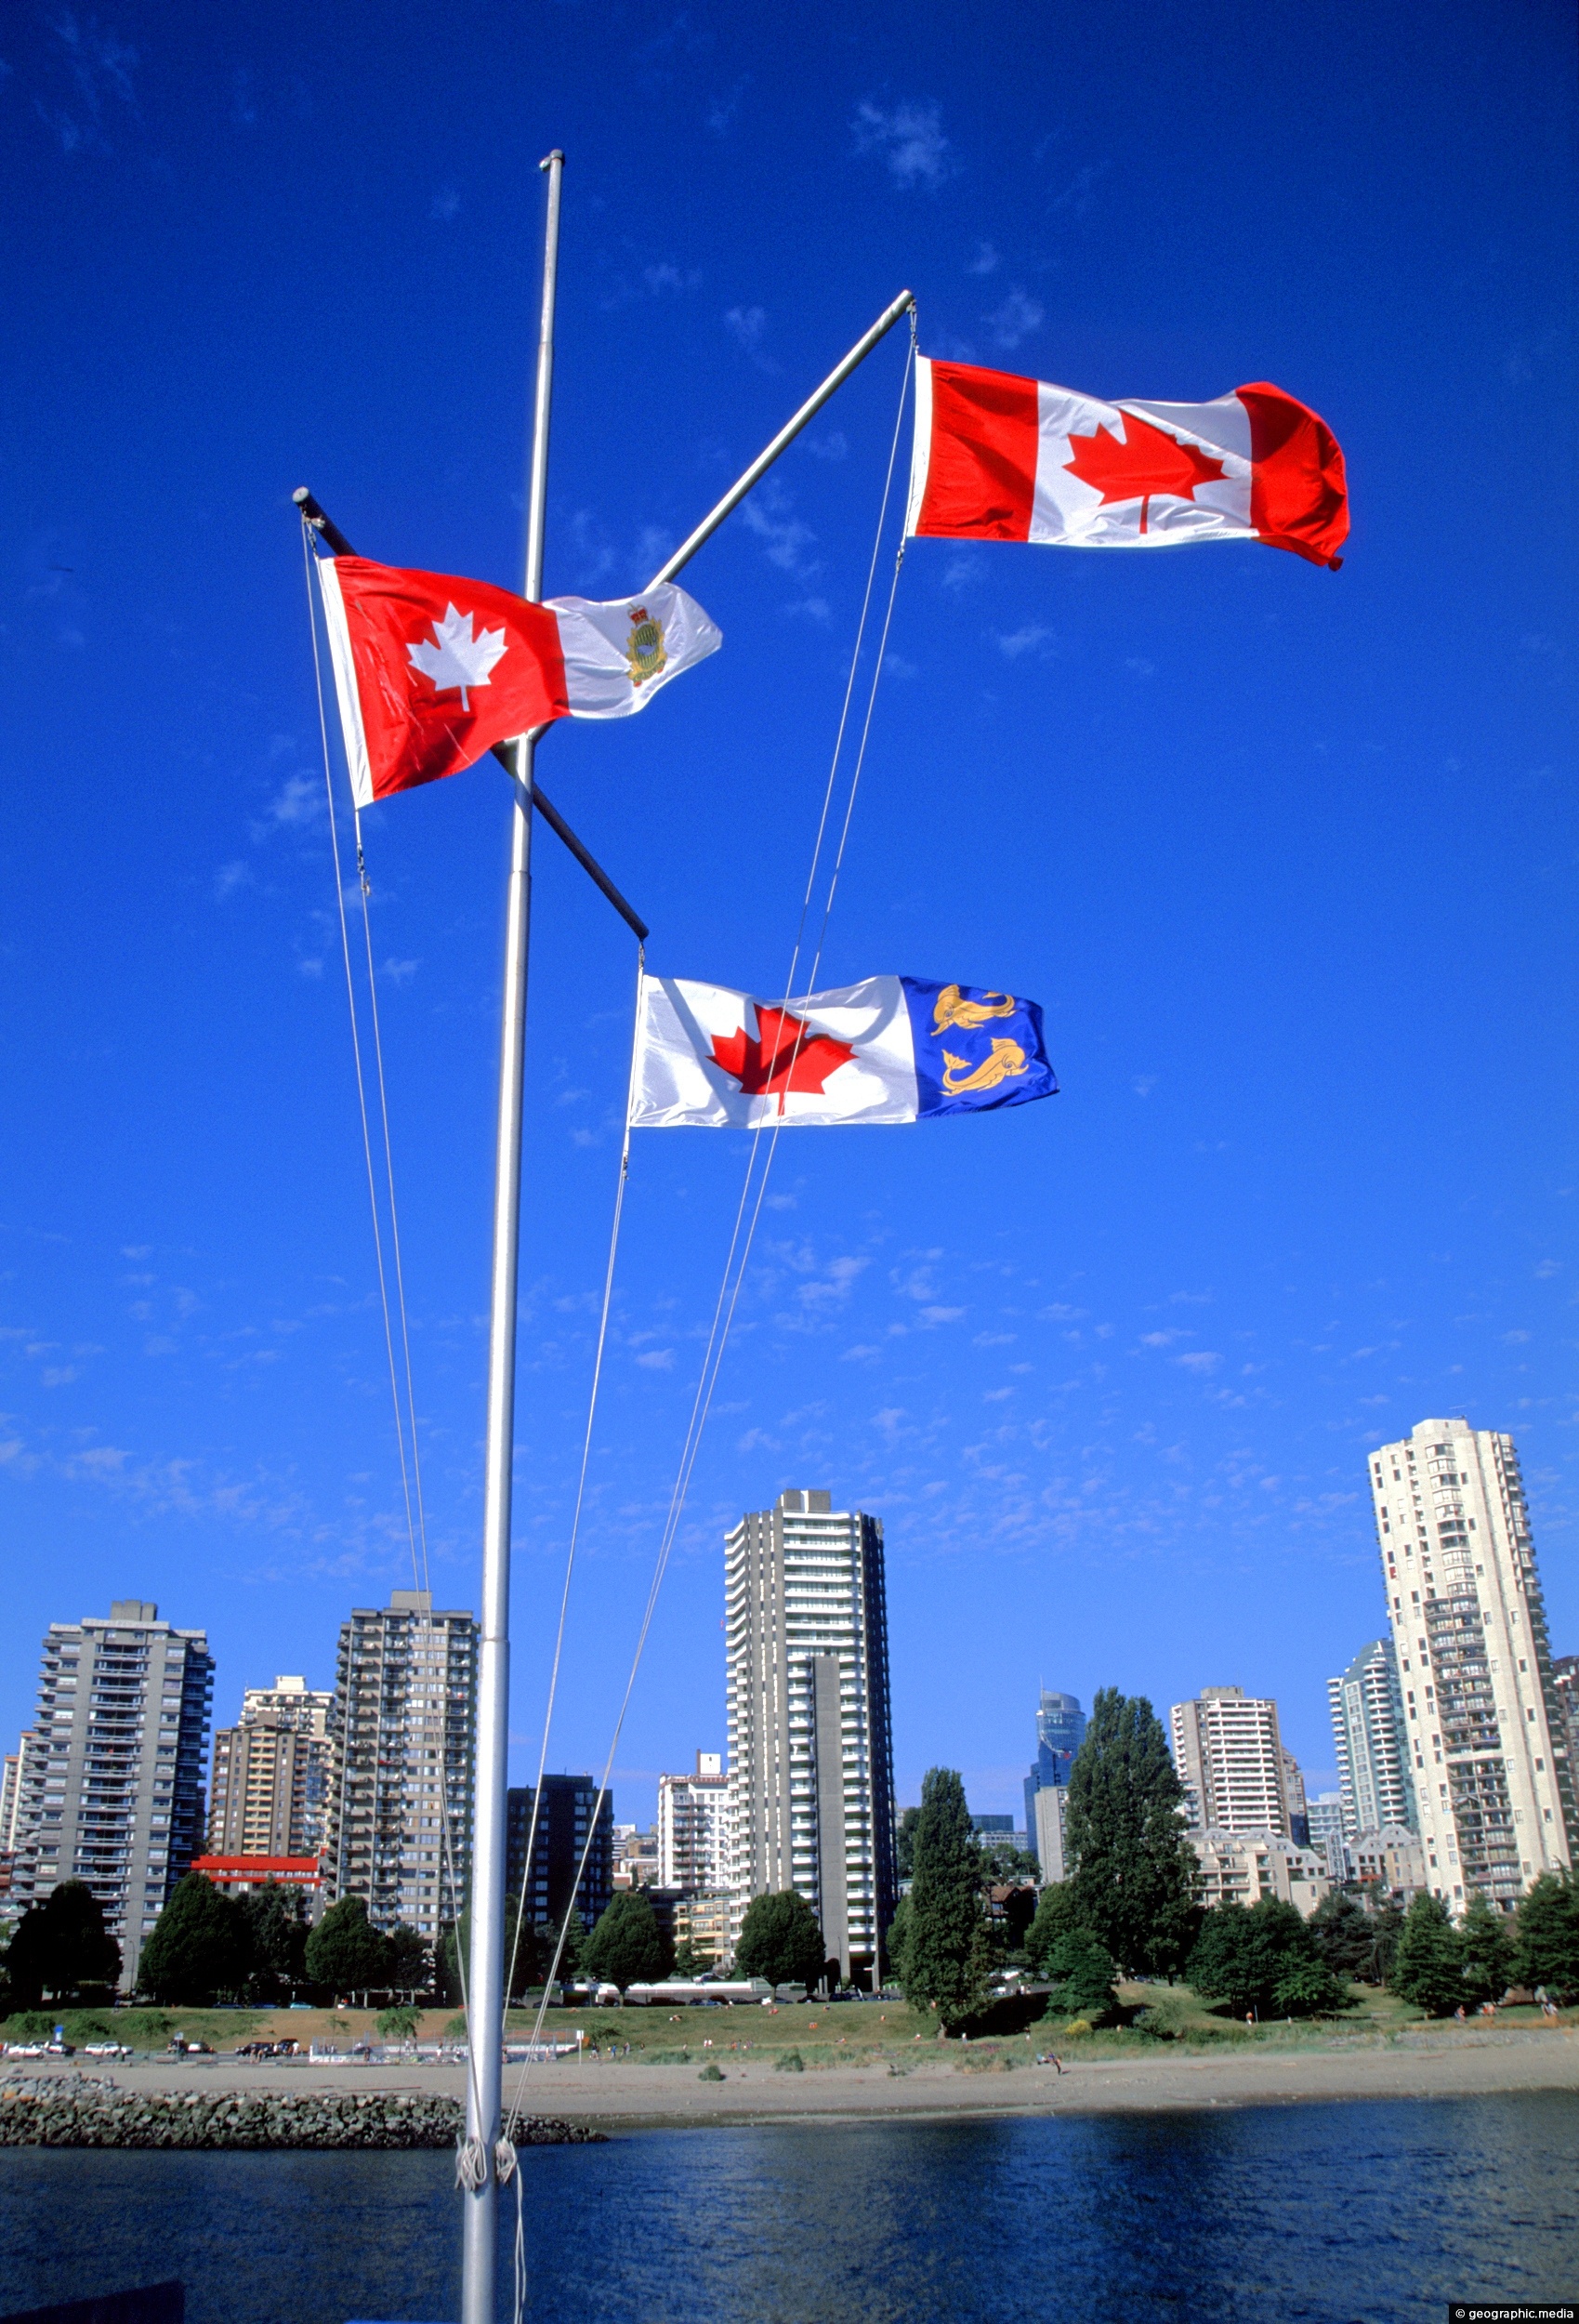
xmin=12 ymin=2027 xmax=1577 ymax=2136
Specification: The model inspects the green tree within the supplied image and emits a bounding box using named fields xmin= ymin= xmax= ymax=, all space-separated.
xmin=386 ymin=1923 xmax=431 ymax=1999
xmin=305 ymin=1895 xmax=393 ymax=2000
xmin=735 ymin=1891 xmax=826 ymax=1988
xmin=1309 ymin=1891 xmax=1382 ymax=1981
xmin=376 ymin=2003 xmax=420 ymax=2041
xmin=895 ymin=1807 xmax=922 ymax=1882
xmin=884 ymin=1895 xmax=913 ymax=1987
xmin=1044 ymin=1927 xmax=1118 ymax=2020
xmin=1187 ymin=1898 xmax=1349 ymax=2019
xmin=1457 ymin=1895 xmax=1513 ymax=2008
xmin=1510 ymin=1870 xmax=1579 ymax=2002
xmin=3 ymin=1881 xmax=122 ymax=2007
xmin=582 ymin=1892 xmax=673 ymax=1991
xmin=671 ymin=1938 xmax=708 ymax=1978
xmin=1365 ymin=1895 xmax=1406 ymax=1986
xmin=1389 ymin=1893 xmax=1467 ymax=2016
xmin=1023 ymin=1881 xmax=1088 ymax=1977
xmin=898 ymin=1767 xmax=993 ymax=2030
xmin=138 ymin=1874 xmax=252 ymax=2005
xmin=1064 ymin=1690 xmax=1201 ymax=1976
xmin=239 ymin=1885 xmax=309 ymax=2005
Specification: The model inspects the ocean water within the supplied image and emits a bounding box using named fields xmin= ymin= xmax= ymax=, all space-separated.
xmin=2 ymin=2095 xmax=1576 ymax=2323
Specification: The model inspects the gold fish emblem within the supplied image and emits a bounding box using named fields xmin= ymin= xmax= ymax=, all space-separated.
xmin=932 ymin=984 xmax=1017 ymax=1034
xmin=941 ymin=1038 xmax=1028 ymax=1095
xmin=625 ymin=605 xmax=667 ymax=690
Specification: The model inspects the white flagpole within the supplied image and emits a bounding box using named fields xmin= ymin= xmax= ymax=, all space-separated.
xmin=460 ymin=144 xmax=563 ymax=2324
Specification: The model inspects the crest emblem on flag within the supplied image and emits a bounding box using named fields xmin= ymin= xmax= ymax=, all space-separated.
xmin=625 ymin=605 xmax=667 ymax=689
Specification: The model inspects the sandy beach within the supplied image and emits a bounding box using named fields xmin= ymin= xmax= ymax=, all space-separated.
xmin=20 ymin=2025 xmax=1578 ymax=2134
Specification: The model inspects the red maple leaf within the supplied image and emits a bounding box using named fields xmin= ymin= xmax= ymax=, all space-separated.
xmin=1061 ymin=406 xmax=1227 ymax=534
xmin=710 ymin=1003 xmax=858 ymax=1113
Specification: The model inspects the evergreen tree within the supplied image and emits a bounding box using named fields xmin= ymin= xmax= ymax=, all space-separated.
xmin=1022 ymin=1881 xmax=1087 ymax=1977
xmin=1457 ymin=1895 xmax=1513 ymax=2008
xmin=304 ymin=1895 xmax=393 ymax=2000
xmin=899 ymin=1767 xmax=993 ymax=2030
xmin=386 ymin=1922 xmax=431 ymax=2000
xmin=1044 ymin=1927 xmax=1118 ymax=2020
xmin=1187 ymin=1898 xmax=1349 ymax=2018
xmin=671 ymin=1939 xmax=708 ymax=1979
xmin=1309 ymin=1891 xmax=1381 ymax=1980
xmin=582 ymin=1891 xmax=673 ymax=1991
xmin=735 ymin=1891 xmax=826 ymax=1988
xmin=883 ymin=1895 xmax=913 ymax=1987
xmin=1389 ymin=1893 xmax=1467 ymax=2016
xmin=1064 ymin=1690 xmax=1201 ymax=1976
xmin=239 ymin=1885 xmax=309 ymax=2005
xmin=894 ymin=1807 xmax=922 ymax=1882
xmin=1510 ymin=1870 xmax=1579 ymax=2002
xmin=1365 ymin=1895 xmax=1406 ymax=1986
xmin=138 ymin=1874 xmax=252 ymax=2005
xmin=3 ymin=1880 xmax=122 ymax=2007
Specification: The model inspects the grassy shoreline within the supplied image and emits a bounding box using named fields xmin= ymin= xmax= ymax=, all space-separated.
xmin=6 ymin=1982 xmax=1571 ymax=2066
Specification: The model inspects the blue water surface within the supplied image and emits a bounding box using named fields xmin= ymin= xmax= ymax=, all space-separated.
xmin=3 ymin=2095 xmax=1576 ymax=2323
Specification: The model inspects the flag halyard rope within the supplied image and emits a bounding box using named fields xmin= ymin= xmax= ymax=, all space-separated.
xmin=302 ymin=522 xmax=487 ymax=2156
xmin=498 ymin=336 xmax=916 ymax=2259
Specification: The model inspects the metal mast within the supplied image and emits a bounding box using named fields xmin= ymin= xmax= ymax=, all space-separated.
xmin=460 ymin=145 xmax=563 ymax=2324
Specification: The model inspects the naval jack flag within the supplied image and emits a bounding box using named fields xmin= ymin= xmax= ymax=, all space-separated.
xmin=317 ymin=556 xmax=721 ymax=807
xmin=630 ymin=974 xmax=1059 ymax=1129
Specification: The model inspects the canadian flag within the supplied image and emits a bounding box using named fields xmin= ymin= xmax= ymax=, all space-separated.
xmin=317 ymin=556 xmax=721 ymax=807
xmin=906 ymin=359 xmax=1349 ymax=568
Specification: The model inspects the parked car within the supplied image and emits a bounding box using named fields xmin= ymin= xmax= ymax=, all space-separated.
xmin=166 ymin=2037 xmax=213 ymax=2055
xmin=82 ymin=2042 xmax=132 ymax=2059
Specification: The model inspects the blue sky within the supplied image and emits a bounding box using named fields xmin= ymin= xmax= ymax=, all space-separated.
xmin=3 ymin=0 xmax=1574 ymax=1823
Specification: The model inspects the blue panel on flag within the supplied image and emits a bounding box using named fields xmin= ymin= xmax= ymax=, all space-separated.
xmin=900 ymin=978 xmax=1059 ymax=1118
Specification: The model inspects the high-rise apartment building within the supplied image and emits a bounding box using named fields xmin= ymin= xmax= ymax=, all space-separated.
xmin=1553 ymin=1657 xmax=1579 ymax=1776
xmin=505 ymin=1776 xmax=613 ymax=1937
xmin=1 ymin=1737 xmax=33 ymax=1851
xmin=657 ymin=1752 xmax=731 ymax=1892
xmin=1306 ymin=1792 xmax=1348 ymax=1884
xmin=1327 ymin=1639 xmax=1415 ymax=1841
xmin=725 ymin=1489 xmax=897 ymax=1985
xmin=1369 ymin=1419 xmax=1575 ymax=1908
xmin=1280 ymin=1749 xmax=1309 ymax=1846
xmin=8 ymin=1602 xmax=214 ymax=1987
xmin=1022 ymin=1690 xmax=1086 ymax=1870
xmin=325 ymin=1590 xmax=477 ymax=1940
xmin=1169 ymin=1687 xmax=1293 ymax=1835
xmin=208 ymin=1676 xmax=335 ymax=1860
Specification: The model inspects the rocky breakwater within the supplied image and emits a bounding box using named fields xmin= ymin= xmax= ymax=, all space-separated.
xmin=0 ymin=2074 xmax=602 ymax=2150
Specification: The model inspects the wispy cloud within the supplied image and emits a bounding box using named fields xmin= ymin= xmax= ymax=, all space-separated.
xmin=741 ymin=480 xmax=819 ymax=579
xmin=430 ymin=189 xmax=461 ymax=222
xmin=852 ymin=99 xmax=956 ymax=190
xmin=707 ymin=76 xmax=749 ymax=134
xmin=985 ymin=287 xmax=1043 ymax=350
xmin=994 ymin=623 xmax=1054 ymax=661
xmin=967 ymin=240 xmax=1000 ymax=275
xmin=724 ymin=304 xmax=779 ymax=373
xmin=36 ymin=10 xmax=140 ymax=152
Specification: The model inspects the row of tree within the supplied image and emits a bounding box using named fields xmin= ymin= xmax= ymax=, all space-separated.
xmin=886 ymin=1689 xmax=1579 ymax=2029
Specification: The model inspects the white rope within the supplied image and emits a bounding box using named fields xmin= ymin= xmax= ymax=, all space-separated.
xmin=303 ymin=526 xmax=485 ymax=2147
xmin=501 ymin=332 xmax=915 ymax=2195
xmin=501 ymin=943 xmax=646 ymax=2017
xmin=350 ymin=812 xmax=432 ymax=1591
xmin=302 ymin=524 xmax=421 ymax=1573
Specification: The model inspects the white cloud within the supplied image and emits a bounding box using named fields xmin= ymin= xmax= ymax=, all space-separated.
xmin=853 ymin=99 xmax=955 ymax=190
xmin=724 ymin=305 xmax=778 ymax=371
xmin=636 ymin=1348 xmax=675 ymax=1370
xmin=994 ymin=623 xmax=1054 ymax=661
xmin=985 ymin=287 xmax=1043 ymax=350
xmin=1175 ymin=1351 xmax=1221 ymax=1374
xmin=742 ymin=482 xmax=819 ymax=579
xmin=967 ymin=240 xmax=999 ymax=275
